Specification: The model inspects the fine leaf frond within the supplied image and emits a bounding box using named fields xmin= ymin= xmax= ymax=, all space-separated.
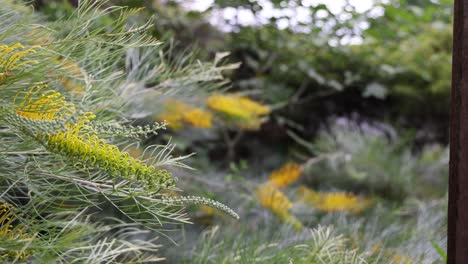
xmin=0 ymin=0 xmax=238 ymax=261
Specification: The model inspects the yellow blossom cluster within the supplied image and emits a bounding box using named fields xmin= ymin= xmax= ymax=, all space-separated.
xmin=40 ymin=113 xmax=175 ymax=189
xmin=256 ymin=183 xmax=302 ymax=230
xmin=156 ymin=94 xmax=271 ymax=131
xmin=253 ymin=162 xmax=304 ymax=230
xmin=206 ymin=94 xmax=270 ymax=122
xmin=157 ymin=99 xmax=212 ymax=130
xmin=0 ymin=43 xmax=38 ymax=82
xmin=0 ymin=203 xmax=30 ymax=260
xmin=268 ymin=162 xmax=303 ymax=188
xmin=0 ymin=203 xmax=15 ymax=236
xmin=15 ymin=84 xmax=75 ymax=120
xmin=183 ymin=108 xmax=213 ymax=128
xmin=297 ymin=186 xmax=371 ymax=214
xmin=256 ymin=183 xmax=292 ymax=217
xmin=16 ymin=86 xmax=176 ymax=189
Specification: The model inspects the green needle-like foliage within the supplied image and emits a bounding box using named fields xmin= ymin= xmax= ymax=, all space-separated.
xmin=0 ymin=0 xmax=237 ymax=262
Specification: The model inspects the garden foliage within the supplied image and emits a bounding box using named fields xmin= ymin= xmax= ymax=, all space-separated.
xmin=0 ymin=0 xmax=452 ymax=263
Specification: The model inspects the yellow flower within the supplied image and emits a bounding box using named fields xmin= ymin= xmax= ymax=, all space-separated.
xmin=256 ymin=183 xmax=292 ymax=219
xmin=256 ymin=183 xmax=302 ymax=230
xmin=157 ymin=112 xmax=183 ymax=130
xmin=156 ymin=100 xmax=189 ymax=129
xmin=157 ymin=99 xmax=212 ymax=129
xmin=0 ymin=43 xmax=38 ymax=81
xmin=206 ymin=94 xmax=270 ymax=120
xmin=16 ymin=87 xmax=176 ymax=189
xmin=0 ymin=43 xmax=36 ymax=70
xmin=15 ymin=84 xmax=75 ymax=120
xmin=41 ymin=114 xmax=175 ymax=189
xmin=297 ymin=186 xmax=371 ymax=214
xmin=0 ymin=203 xmax=30 ymax=261
xmin=238 ymin=96 xmax=270 ymax=116
xmin=315 ymin=192 xmax=365 ymax=213
xmin=268 ymin=162 xmax=303 ymax=188
xmin=182 ymin=108 xmax=212 ymax=128
xmin=0 ymin=203 xmax=14 ymax=235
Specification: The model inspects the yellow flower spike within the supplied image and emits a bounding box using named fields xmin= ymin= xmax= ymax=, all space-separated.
xmin=16 ymin=88 xmax=176 ymax=190
xmin=256 ymin=183 xmax=293 ymax=219
xmin=14 ymin=82 xmax=40 ymax=106
xmin=4 ymin=48 xmax=37 ymax=71
xmin=268 ymin=162 xmax=303 ymax=188
xmin=206 ymin=94 xmax=270 ymax=120
xmin=0 ymin=203 xmax=31 ymax=261
xmin=237 ymin=97 xmax=270 ymax=116
xmin=157 ymin=112 xmax=183 ymax=130
xmin=15 ymin=84 xmax=75 ymax=121
xmin=315 ymin=192 xmax=370 ymax=214
xmin=0 ymin=43 xmax=22 ymax=60
xmin=182 ymin=108 xmax=212 ymax=128
xmin=297 ymin=186 xmax=371 ymax=214
xmin=256 ymin=183 xmax=303 ymax=229
xmin=43 ymin=126 xmax=176 ymax=188
xmin=156 ymin=99 xmax=212 ymax=129
xmin=156 ymin=100 xmax=188 ymax=129
xmin=0 ymin=43 xmax=38 ymax=79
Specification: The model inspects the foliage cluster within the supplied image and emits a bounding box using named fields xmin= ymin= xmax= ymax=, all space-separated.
xmin=5 ymin=0 xmax=452 ymax=263
xmin=0 ymin=0 xmax=238 ymax=262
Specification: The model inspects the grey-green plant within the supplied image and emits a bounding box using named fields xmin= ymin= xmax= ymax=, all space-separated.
xmin=0 ymin=0 xmax=237 ymax=262
xmin=291 ymin=121 xmax=448 ymax=200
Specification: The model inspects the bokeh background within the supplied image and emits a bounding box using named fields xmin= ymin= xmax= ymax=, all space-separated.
xmin=33 ymin=0 xmax=451 ymax=262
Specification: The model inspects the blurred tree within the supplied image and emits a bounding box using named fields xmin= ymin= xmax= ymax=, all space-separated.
xmin=34 ymin=0 xmax=454 ymax=159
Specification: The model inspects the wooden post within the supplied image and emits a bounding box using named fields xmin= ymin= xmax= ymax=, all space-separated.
xmin=448 ymin=0 xmax=468 ymax=263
